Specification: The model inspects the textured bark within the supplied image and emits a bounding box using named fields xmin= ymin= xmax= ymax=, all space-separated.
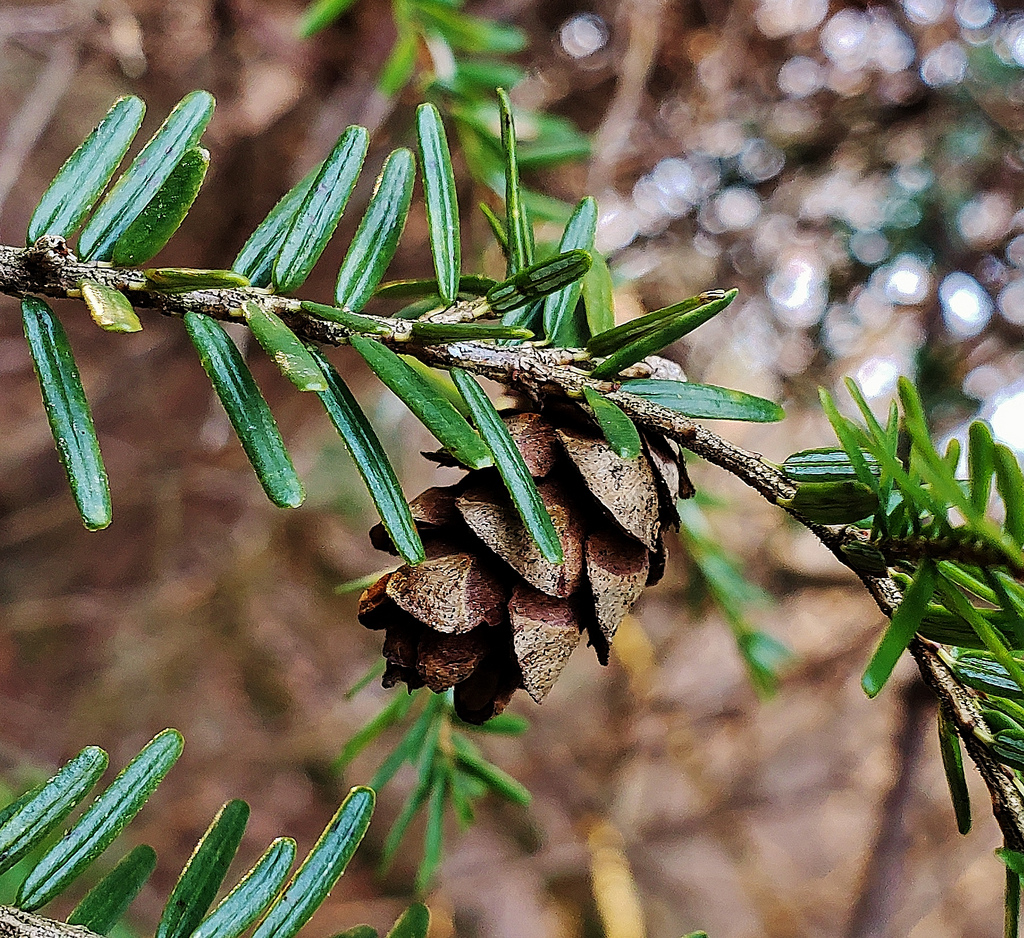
xmin=0 ymin=909 xmax=98 ymax=938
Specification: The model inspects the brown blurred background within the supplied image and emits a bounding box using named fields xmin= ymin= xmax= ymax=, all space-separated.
xmin=2 ymin=0 xmax=1024 ymax=935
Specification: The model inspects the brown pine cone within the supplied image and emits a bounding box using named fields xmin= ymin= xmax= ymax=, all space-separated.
xmin=357 ymin=405 xmax=692 ymax=723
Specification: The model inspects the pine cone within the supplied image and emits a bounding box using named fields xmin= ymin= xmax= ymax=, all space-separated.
xmin=358 ymin=404 xmax=692 ymax=723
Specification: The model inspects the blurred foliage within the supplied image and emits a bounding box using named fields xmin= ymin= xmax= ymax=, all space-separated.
xmin=333 ymin=689 xmax=530 ymax=891
xmin=299 ymin=0 xmax=589 ymax=219
xmin=678 ymin=495 xmax=789 ymax=698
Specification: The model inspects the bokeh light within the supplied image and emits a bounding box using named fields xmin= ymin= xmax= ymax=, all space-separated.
xmin=559 ymin=13 xmax=608 ymax=58
xmin=939 ymin=272 xmax=993 ymax=337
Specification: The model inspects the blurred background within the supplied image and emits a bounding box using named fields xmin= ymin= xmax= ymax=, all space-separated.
xmin=1 ymin=0 xmax=1023 ymax=935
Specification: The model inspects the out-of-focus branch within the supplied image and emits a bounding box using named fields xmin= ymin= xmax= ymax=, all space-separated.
xmin=0 ymin=39 xmax=79 ymax=215
xmin=587 ymin=0 xmax=666 ymax=192
xmin=845 ymin=679 xmax=934 ymax=938
xmin=3 ymin=237 xmax=1024 ymax=849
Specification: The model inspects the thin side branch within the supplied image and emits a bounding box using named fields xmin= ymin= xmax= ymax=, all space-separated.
xmin=3 ymin=239 xmax=1023 ymax=848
